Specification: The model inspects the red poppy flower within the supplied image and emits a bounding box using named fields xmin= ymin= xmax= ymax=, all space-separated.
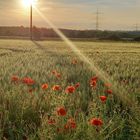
xmin=90 ymin=80 xmax=97 ymax=88
xmin=64 ymin=118 xmax=76 ymax=130
xmin=42 ymin=84 xmax=48 ymax=90
xmin=90 ymin=76 xmax=98 ymax=88
xmin=52 ymin=85 xmax=61 ymax=91
xmin=91 ymin=76 xmax=98 ymax=81
xmin=67 ymin=118 xmax=76 ymax=129
xmin=90 ymin=118 xmax=103 ymax=126
xmin=57 ymin=107 xmax=67 ymax=116
xmin=52 ymin=70 xmax=57 ymax=75
xmin=48 ymin=118 xmax=56 ymax=125
xmin=104 ymin=83 xmax=111 ymax=88
xmin=11 ymin=76 xmax=19 ymax=82
xmin=75 ymin=82 xmax=80 ymax=89
xmin=65 ymin=86 xmax=75 ymax=94
xmin=52 ymin=70 xmax=61 ymax=79
xmin=72 ymin=59 xmax=78 ymax=65
xmin=64 ymin=124 xmax=70 ymax=130
xmin=105 ymin=89 xmax=113 ymax=94
xmin=56 ymin=73 xmax=61 ymax=78
xmin=29 ymin=89 xmax=34 ymax=93
xmin=22 ymin=77 xmax=35 ymax=85
xmin=100 ymin=96 xmax=107 ymax=102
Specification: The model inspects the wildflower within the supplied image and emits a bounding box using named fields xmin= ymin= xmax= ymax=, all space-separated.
xmin=105 ymin=89 xmax=113 ymax=94
xmin=104 ymin=83 xmax=111 ymax=88
xmin=52 ymin=70 xmax=57 ymax=75
xmin=48 ymin=118 xmax=56 ymax=125
xmin=90 ymin=118 xmax=103 ymax=126
xmin=90 ymin=80 xmax=97 ymax=88
xmin=29 ymin=89 xmax=34 ymax=93
xmin=75 ymin=82 xmax=80 ymax=89
xmin=91 ymin=76 xmax=98 ymax=81
xmin=42 ymin=84 xmax=48 ymax=90
xmin=64 ymin=124 xmax=70 ymax=130
xmin=90 ymin=76 xmax=98 ymax=88
xmin=56 ymin=73 xmax=61 ymax=78
xmin=67 ymin=118 xmax=76 ymax=129
xmin=100 ymin=96 xmax=107 ymax=102
xmin=22 ymin=77 xmax=35 ymax=85
xmin=72 ymin=59 xmax=78 ymax=65
xmin=65 ymin=86 xmax=75 ymax=94
xmin=57 ymin=107 xmax=67 ymax=116
xmin=11 ymin=76 xmax=19 ymax=82
xmin=52 ymin=85 xmax=61 ymax=91
xmin=52 ymin=70 xmax=61 ymax=79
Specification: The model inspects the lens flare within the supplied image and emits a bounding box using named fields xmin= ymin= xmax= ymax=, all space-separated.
xmin=22 ymin=0 xmax=37 ymax=7
xmin=33 ymin=7 xmax=137 ymax=108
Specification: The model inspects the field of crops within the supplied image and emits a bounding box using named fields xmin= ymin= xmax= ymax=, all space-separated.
xmin=0 ymin=39 xmax=140 ymax=140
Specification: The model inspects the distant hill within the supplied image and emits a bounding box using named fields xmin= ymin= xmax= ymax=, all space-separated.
xmin=0 ymin=26 xmax=140 ymax=41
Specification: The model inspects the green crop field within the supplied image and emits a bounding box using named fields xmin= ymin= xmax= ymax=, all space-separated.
xmin=0 ymin=39 xmax=140 ymax=140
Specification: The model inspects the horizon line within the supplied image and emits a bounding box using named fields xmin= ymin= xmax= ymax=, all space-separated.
xmin=0 ymin=25 xmax=139 ymax=32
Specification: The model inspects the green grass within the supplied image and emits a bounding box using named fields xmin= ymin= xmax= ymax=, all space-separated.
xmin=0 ymin=39 xmax=140 ymax=140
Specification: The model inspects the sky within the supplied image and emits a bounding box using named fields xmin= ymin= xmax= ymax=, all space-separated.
xmin=0 ymin=0 xmax=140 ymax=30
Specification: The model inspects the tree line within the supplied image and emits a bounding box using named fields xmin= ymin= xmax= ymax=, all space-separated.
xmin=0 ymin=26 xmax=140 ymax=41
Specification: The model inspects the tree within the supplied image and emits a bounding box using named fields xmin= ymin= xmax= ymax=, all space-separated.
xmin=32 ymin=26 xmax=42 ymax=40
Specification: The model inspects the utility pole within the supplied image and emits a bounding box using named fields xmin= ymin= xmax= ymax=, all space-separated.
xmin=134 ymin=24 xmax=139 ymax=31
xmin=30 ymin=5 xmax=33 ymax=40
xmin=95 ymin=9 xmax=102 ymax=31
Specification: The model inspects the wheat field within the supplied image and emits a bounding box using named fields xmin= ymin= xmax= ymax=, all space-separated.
xmin=0 ymin=39 xmax=140 ymax=140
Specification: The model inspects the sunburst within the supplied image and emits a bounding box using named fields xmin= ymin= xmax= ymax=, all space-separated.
xmin=22 ymin=0 xmax=37 ymax=7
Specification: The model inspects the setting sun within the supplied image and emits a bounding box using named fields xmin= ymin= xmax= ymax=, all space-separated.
xmin=22 ymin=0 xmax=37 ymax=7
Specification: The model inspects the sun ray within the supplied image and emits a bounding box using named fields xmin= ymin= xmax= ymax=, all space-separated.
xmin=33 ymin=7 xmax=137 ymax=109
